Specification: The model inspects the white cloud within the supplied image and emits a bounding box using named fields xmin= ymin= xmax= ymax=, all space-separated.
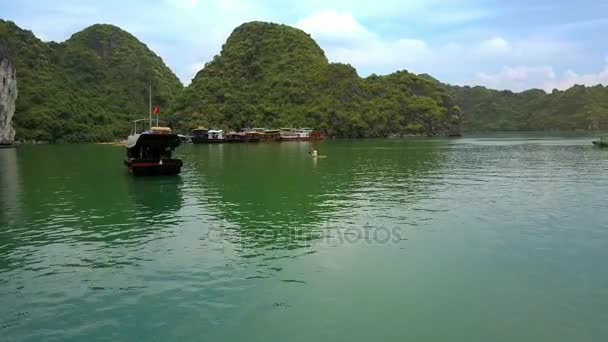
xmin=472 ymin=59 xmax=608 ymax=92
xmin=473 ymin=66 xmax=557 ymax=91
xmin=291 ymin=11 xmax=590 ymax=92
xmin=9 ymin=0 xmax=602 ymax=90
xmin=295 ymin=11 xmax=373 ymax=41
xmin=476 ymin=37 xmax=510 ymax=55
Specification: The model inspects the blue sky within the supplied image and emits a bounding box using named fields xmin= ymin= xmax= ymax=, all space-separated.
xmin=2 ymin=0 xmax=608 ymax=91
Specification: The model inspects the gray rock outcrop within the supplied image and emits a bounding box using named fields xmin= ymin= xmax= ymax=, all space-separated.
xmin=0 ymin=43 xmax=17 ymax=145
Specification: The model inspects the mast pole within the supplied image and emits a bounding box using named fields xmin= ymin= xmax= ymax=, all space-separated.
xmin=148 ymin=83 xmax=152 ymax=130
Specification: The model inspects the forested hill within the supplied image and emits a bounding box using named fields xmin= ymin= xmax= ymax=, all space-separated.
xmin=448 ymin=84 xmax=608 ymax=131
xmin=3 ymin=18 xmax=606 ymax=142
xmin=174 ymin=22 xmax=460 ymax=137
xmin=0 ymin=20 xmax=182 ymax=142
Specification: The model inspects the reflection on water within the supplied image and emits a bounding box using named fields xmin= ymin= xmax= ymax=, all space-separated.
xmin=188 ymin=140 xmax=445 ymax=261
xmin=1 ymin=136 xmax=608 ymax=341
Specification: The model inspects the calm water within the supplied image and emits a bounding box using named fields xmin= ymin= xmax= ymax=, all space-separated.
xmin=1 ymin=135 xmax=608 ymax=341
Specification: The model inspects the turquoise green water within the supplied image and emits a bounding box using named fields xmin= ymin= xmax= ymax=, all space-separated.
xmin=1 ymin=135 xmax=608 ymax=341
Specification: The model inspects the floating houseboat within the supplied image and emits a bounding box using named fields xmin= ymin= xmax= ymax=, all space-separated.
xmin=280 ymin=128 xmax=324 ymax=141
xmin=207 ymin=130 xmax=225 ymax=143
xmin=189 ymin=127 xmax=322 ymax=143
xmin=592 ymin=135 xmax=608 ymax=148
xmin=280 ymin=128 xmax=300 ymax=141
xmin=226 ymin=131 xmax=248 ymax=143
xmin=247 ymin=128 xmax=280 ymax=142
xmin=191 ymin=127 xmax=209 ymax=144
xmin=125 ymin=120 xmax=182 ymax=176
xmin=262 ymin=129 xmax=281 ymax=142
xmin=310 ymin=130 xmax=325 ymax=140
xmin=297 ymin=128 xmax=312 ymax=140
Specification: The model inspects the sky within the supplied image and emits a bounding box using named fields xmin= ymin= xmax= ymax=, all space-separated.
xmin=2 ymin=0 xmax=608 ymax=92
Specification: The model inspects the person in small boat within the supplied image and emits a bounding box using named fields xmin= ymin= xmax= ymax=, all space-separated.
xmin=309 ymin=149 xmax=318 ymax=157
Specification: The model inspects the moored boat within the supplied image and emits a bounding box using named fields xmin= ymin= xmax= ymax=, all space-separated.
xmin=310 ymin=130 xmax=324 ymax=140
xmin=245 ymin=131 xmax=261 ymax=142
xmin=296 ymin=128 xmax=312 ymax=141
xmin=226 ymin=131 xmax=247 ymax=143
xmin=263 ymin=129 xmax=281 ymax=142
xmin=207 ymin=129 xmax=225 ymax=143
xmin=124 ymin=121 xmax=182 ymax=176
xmin=280 ymin=128 xmax=299 ymax=141
xmin=191 ymin=127 xmax=209 ymax=144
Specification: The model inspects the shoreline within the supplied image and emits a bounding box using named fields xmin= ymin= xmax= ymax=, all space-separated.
xmin=10 ymin=130 xmax=608 ymax=145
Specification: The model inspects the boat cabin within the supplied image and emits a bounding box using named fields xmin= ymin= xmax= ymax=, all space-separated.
xmin=296 ymin=128 xmax=312 ymax=140
xmin=208 ymin=129 xmax=225 ymax=142
xmin=125 ymin=120 xmax=182 ymax=176
xmin=280 ymin=128 xmax=299 ymax=141
xmin=191 ymin=127 xmax=209 ymax=144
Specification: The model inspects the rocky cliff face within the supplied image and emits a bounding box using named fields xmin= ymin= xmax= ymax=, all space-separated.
xmin=0 ymin=43 xmax=17 ymax=144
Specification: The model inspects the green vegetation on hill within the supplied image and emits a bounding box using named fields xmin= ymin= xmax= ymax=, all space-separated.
xmin=174 ymin=22 xmax=459 ymax=137
xmin=0 ymin=20 xmax=182 ymax=142
xmin=5 ymin=18 xmax=607 ymax=141
xmin=448 ymin=84 xmax=608 ymax=131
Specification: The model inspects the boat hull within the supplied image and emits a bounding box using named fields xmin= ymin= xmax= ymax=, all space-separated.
xmin=125 ymin=158 xmax=183 ymax=176
xmin=191 ymin=136 xmax=209 ymax=144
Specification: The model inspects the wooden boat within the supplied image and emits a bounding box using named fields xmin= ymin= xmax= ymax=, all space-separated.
xmin=125 ymin=121 xmax=182 ymax=176
xmin=279 ymin=128 xmax=324 ymax=141
xmin=296 ymin=128 xmax=312 ymax=141
xmin=251 ymin=128 xmax=280 ymax=142
xmin=207 ymin=129 xmax=225 ymax=143
xmin=592 ymin=135 xmax=608 ymax=147
xmin=310 ymin=130 xmax=325 ymax=140
xmin=226 ymin=131 xmax=247 ymax=143
xmin=280 ymin=128 xmax=299 ymax=141
xmin=191 ymin=127 xmax=209 ymax=144
xmin=245 ymin=132 xmax=261 ymax=142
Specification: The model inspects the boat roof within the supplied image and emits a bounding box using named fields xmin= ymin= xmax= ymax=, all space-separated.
xmin=127 ymin=132 xmax=181 ymax=149
xmin=208 ymin=129 xmax=224 ymax=133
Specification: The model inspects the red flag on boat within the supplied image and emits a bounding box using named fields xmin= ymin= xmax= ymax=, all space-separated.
xmin=153 ymin=106 xmax=160 ymax=115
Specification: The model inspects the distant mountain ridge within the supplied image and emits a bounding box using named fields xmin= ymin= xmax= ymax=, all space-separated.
xmin=0 ymin=18 xmax=606 ymax=142
xmin=447 ymin=84 xmax=608 ymax=131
